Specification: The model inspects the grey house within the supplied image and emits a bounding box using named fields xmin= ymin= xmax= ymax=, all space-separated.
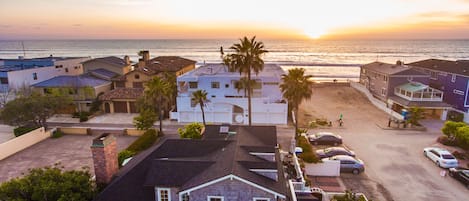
xmin=359 ymin=61 xmax=430 ymax=101
xmin=95 ymin=125 xmax=287 ymax=201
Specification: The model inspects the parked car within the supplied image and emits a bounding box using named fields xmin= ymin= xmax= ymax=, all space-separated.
xmin=323 ymin=155 xmax=364 ymax=174
xmin=448 ymin=167 xmax=469 ymax=189
xmin=316 ymin=147 xmax=355 ymax=159
xmin=423 ymin=147 xmax=458 ymax=168
xmin=308 ymin=132 xmax=342 ymax=145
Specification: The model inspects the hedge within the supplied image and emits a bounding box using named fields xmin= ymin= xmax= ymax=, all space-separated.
xmin=13 ymin=126 xmax=40 ymax=137
xmin=126 ymin=129 xmax=158 ymax=153
xmin=297 ymin=136 xmax=320 ymax=163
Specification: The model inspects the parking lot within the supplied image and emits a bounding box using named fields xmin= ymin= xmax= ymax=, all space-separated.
xmin=300 ymin=85 xmax=468 ymax=201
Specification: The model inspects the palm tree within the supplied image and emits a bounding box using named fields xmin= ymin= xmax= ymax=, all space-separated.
xmin=144 ymin=76 xmax=170 ymax=133
xmin=280 ymin=68 xmax=313 ymax=136
xmin=235 ymin=77 xmax=258 ymax=98
xmin=222 ymin=36 xmax=268 ymax=125
xmin=191 ymin=90 xmax=208 ymax=126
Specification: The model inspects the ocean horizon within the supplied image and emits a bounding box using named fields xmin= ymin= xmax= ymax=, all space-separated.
xmin=1 ymin=39 xmax=469 ymax=82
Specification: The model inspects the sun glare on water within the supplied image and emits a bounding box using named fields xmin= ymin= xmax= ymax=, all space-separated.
xmin=304 ymin=28 xmax=326 ymax=39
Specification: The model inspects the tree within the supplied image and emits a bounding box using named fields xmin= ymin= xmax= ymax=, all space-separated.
xmin=280 ymin=68 xmax=313 ymax=135
xmin=143 ymin=76 xmax=171 ymax=133
xmin=1 ymin=93 xmax=72 ymax=129
xmin=178 ymin=122 xmax=204 ymax=139
xmin=0 ymin=166 xmax=95 ymax=201
xmin=331 ymin=190 xmax=368 ymax=201
xmin=235 ymin=77 xmax=258 ymax=98
xmin=133 ymin=107 xmax=157 ymax=130
xmin=407 ymin=107 xmax=424 ymax=126
xmin=222 ymin=36 xmax=268 ymax=125
xmin=442 ymin=121 xmax=466 ymax=140
xmin=192 ymin=90 xmax=208 ymax=125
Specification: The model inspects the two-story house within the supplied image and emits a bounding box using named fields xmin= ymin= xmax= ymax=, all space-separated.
xmin=0 ymin=56 xmax=89 ymax=92
xmin=408 ymin=59 xmax=469 ymax=121
xmin=100 ymin=51 xmax=196 ymax=113
xmin=360 ymin=61 xmax=451 ymax=120
xmin=93 ymin=125 xmax=287 ymax=201
xmin=82 ymin=56 xmax=133 ymax=76
xmin=175 ymin=63 xmax=287 ymax=125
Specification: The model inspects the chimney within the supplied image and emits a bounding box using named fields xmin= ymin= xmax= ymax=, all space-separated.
xmin=91 ymin=133 xmax=118 ymax=185
xmin=396 ymin=60 xmax=403 ymax=65
xmin=124 ymin=55 xmax=130 ymax=65
xmin=142 ymin=50 xmax=150 ymax=61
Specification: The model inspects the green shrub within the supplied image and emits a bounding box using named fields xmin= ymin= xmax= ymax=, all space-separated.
xmin=13 ymin=126 xmax=39 ymax=137
xmin=51 ymin=130 xmax=63 ymax=138
xmin=296 ymin=136 xmax=320 ymax=163
xmin=442 ymin=121 xmax=466 ymax=140
xmin=455 ymin=126 xmax=469 ymax=150
xmin=79 ymin=114 xmax=88 ymax=122
xmin=118 ymin=150 xmax=135 ymax=167
xmin=309 ymin=121 xmax=318 ymax=129
xmin=178 ymin=123 xmax=204 ymax=139
xmin=127 ymin=129 xmax=158 ymax=153
xmin=332 ymin=190 xmax=368 ymax=201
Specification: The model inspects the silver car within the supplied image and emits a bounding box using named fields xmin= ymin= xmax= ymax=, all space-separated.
xmin=323 ymin=155 xmax=365 ymax=174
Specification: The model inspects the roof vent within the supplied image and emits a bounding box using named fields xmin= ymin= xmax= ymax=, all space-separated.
xmin=396 ymin=60 xmax=403 ymax=65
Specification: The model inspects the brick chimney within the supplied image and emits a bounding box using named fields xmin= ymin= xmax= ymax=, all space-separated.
xmin=124 ymin=55 xmax=130 ymax=65
xmin=91 ymin=133 xmax=118 ymax=185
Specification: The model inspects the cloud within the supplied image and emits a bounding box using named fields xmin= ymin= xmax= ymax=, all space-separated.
xmin=72 ymin=24 xmax=83 ymax=27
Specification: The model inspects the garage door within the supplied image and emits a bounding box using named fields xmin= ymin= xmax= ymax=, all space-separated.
xmin=129 ymin=102 xmax=138 ymax=113
xmin=113 ymin=101 xmax=128 ymax=113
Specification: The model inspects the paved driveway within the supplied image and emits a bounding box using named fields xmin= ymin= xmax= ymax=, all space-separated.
xmin=301 ymin=85 xmax=468 ymax=201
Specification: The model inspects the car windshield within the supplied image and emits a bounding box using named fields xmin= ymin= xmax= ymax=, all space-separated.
xmin=441 ymin=154 xmax=455 ymax=159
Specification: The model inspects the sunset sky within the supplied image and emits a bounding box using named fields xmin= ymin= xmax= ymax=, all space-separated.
xmin=1 ymin=0 xmax=469 ymax=40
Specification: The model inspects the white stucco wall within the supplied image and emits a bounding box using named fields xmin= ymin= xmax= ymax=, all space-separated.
xmin=7 ymin=57 xmax=88 ymax=90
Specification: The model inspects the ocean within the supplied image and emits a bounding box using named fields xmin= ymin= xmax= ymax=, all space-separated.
xmin=1 ymin=39 xmax=469 ymax=82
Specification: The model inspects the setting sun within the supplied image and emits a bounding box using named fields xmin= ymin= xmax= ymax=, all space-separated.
xmin=303 ymin=28 xmax=327 ymax=39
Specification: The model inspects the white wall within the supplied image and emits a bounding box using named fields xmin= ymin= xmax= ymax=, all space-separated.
xmin=0 ymin=127 xmax=50 ymax=160
xmin=7 ymin=57 xmax=88 ymax=90
xmin=304 ymin=160 xmax=340 ymax=176
xmin=351 ymin=82 xmax=404 ymax=120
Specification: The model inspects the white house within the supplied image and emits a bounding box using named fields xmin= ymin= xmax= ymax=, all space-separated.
xmin=0 ymin=56 xmax=89 ymax=91
xmin=175 ymin=63 xmax=288 ymax=125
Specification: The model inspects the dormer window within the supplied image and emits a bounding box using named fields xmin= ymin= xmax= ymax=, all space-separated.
xmin=156 ymin=188 xmax=170 ymax=201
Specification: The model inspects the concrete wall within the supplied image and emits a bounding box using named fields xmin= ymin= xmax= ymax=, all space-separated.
xmin=0 ymin=127 xmax=50 ymax=160
xmin=304 ymin=160 xmax=340 ymax=176
xmin=187 ymin=178 xmax=279 ymax=201
xmin=58 ymin=127 xmax=90 ymax=135
xmin=351 ymin=82 xmax=403 ymax=120
xmin=125 ymin=128 xmax=145 ymax=136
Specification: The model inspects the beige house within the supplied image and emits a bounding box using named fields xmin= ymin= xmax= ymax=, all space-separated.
xmin=100 ymin=51 xmax=196 ymax=113
xmin=32 ymin=75 xmax=112 ymax=112
xmin=82 ymin=56 xmax=132 ymax=76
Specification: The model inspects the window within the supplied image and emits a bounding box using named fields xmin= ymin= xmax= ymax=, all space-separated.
xmin=115 ymin=82 xmax=125 ymax=88
xmin=157 ymin=188 xmax=170 ymax=201
xmin=383 ymin=76 xmax=388 ymax=82
xmin=430 ymin=71 xmax=438 ymax=80
xmin=33 ymin=73 xmax=37 ymax=80
xmin=189 ymin=82 xmax=198 ymax=89
xmin=381 ymin=88 xmax=386 ymax=96
xmin=211 ymin=82 xmax=220 ymax=89
xmin=253 ymin=198 xmax=270 ymax=201
xmin=451 ymin=74 xmax=456 ymax=83
xmin=65 ymin=68 xmax=69 ymax=73
xmin=133 ymin=82 xmax=143 ymax=88
xmin=225 ymin=84 xmax=229 ymax=88
xmin=207 ymin=196 xmax=223 ymax=201
xmin=134 ymin=74 xmax=140 ymax=79
xmin=0 ymin=77 xmax=8 ymax=84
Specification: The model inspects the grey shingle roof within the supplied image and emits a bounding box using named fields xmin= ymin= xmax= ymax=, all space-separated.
xmin=32 ymin=75 xmax=110 ymax=88
xmin=83 ymin=56 xmax=127 ymax=67
xmin=408 ymin=59 xmax=469 ymax=77
xmin=89 ymin=68 xmax=119 ymax=80
xmin=362 ymin=61 xmax=427 ymax=76
xmin=95 ymin=126 xmax=286 ymax=201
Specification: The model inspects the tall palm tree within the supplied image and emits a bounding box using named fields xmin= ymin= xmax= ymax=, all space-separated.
xmin=280 ymin=68 xmax=313 ymax=136
xmin=235 ymin=77 xmax=258 ymax=98
xmin=144 ymin=76 xmax=170 ymax=133
xmin=222 ymin=36 xmax=268 ymax=125
xmin=191 ymin=90 xmax=208 ymax=126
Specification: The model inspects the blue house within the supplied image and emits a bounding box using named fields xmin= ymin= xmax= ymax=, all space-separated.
xmin=409 ymin=59 xmax=469 ymax=122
